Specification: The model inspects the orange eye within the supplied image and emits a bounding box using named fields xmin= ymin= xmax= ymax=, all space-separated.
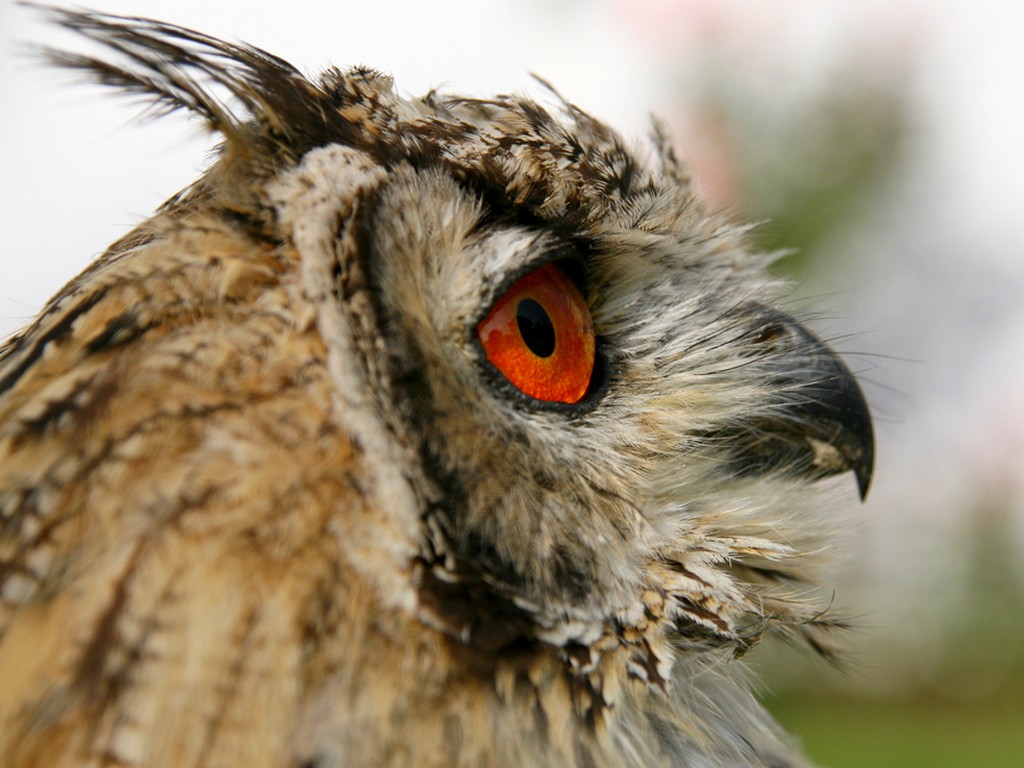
xmin=476 ymin=262 xmax=595 ymax=404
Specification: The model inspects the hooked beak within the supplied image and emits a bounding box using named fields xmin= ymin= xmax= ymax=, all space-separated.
xmin=723 ymin=307 xmax=875 ymax=500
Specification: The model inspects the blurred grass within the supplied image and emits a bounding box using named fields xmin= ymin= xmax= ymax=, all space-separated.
xmin=767 ymin=695 xmax=1024 ymax=768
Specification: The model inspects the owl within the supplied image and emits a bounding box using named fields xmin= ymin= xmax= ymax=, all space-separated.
xmin=0 ymin=8 xmax=873 ymax=768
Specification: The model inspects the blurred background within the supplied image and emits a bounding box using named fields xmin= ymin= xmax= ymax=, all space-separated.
xmin=2 ymin=1 xmax=1022 ymax=765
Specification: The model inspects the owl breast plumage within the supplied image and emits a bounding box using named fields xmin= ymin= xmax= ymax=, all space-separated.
xmin=0 ymin=8 xmax=873 ymax=768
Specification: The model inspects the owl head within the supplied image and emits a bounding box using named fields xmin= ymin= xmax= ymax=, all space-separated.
xmin=2 ymin=7 xmax=873 ymax=767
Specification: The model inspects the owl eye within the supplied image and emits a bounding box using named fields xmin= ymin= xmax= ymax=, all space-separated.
xmin=476 ymin=262 xmax=595 ymax=404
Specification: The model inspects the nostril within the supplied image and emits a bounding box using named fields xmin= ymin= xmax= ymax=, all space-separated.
xmin=753 ymin=323 xmax=787 ymax=346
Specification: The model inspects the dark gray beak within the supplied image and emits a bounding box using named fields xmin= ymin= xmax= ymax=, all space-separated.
xmin=722 ymin=307 xmax=875 ymax=500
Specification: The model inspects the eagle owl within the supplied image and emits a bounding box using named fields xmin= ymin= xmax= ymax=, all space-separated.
xmin=0 ymin=8 xmax=873 ymax=768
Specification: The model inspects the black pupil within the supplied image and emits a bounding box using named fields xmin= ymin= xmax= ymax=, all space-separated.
xmin=516 ymin=298 xmax=556 ymax=358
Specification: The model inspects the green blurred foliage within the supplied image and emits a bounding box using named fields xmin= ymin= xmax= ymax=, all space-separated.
xmin=693 ymin=66 xmax=908 ymax=277
xmin=932 ymin=503 xmax=1024 ymax=699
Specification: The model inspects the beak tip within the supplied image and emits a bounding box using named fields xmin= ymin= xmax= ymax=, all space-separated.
xmin=852 ymin=430 xmax=875 ymax=501
xmin=855 ymin=460 xmax=873 ymax=501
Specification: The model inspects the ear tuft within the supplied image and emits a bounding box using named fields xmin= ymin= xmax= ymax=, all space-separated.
xmin=29 ymin=4 xmax=352 ymax=165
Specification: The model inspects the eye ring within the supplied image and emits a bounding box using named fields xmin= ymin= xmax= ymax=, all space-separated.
xmin=476 ymin=262 xmax=596 ymax=405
